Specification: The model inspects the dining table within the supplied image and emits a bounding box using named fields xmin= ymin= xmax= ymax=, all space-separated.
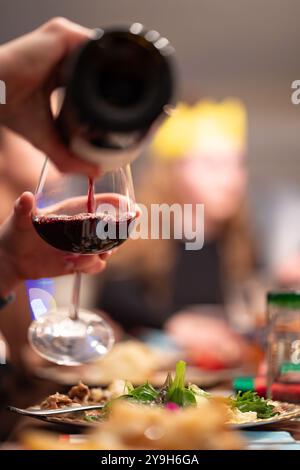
xmin=1 ymin=376 xmax=300 ymax=450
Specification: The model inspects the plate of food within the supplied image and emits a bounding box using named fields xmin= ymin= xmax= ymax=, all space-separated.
xmin=20 ymin=400 xmax=244 ymax=450
xmin=34 ymin=340 xmax=235 ymax=388
xmin=10 ymin=361 xmax=300 ymax=429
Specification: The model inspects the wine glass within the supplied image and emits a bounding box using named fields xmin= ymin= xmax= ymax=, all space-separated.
xmin=28 ymin=158 xmax=137 ymax=365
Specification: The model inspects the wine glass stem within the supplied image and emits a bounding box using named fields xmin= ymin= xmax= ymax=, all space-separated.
xmin=70 ymin=272 xmax=82 ymax=321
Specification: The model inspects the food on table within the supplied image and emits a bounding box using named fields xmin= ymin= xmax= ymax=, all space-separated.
xmin=35 ymin=360 xmax=286 ymax=426
xmin=93 ymin=340 xmax=161 ymax=383
xmin=21 ymin=400 xmax=244 ymax=450
xmin=40 ymin=379 xmax=125 ymax=422
xmin=227 ymin=390 xmax=277 ymax=421
xmin=86 ymin=400 xmax=244 ymax=450
xmin=40 ymin=393 xmax=73 ymax=410
xmin=226 ymin=393 xmax=278 ymax=424
xmin=68 ymin=381 xmax=90 ymax=402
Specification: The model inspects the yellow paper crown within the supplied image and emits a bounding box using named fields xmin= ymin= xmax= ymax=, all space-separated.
xmin=151 ymin=99 xmax=247 ymax=161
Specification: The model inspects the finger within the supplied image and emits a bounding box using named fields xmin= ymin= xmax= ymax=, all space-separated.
xmin=99 ymin=250 xmax=112 ymax=261
xmin=52 ymin=254 xmax=103 ymax=277
xmin=69 ymin=255 xmax=104 ymax=273
xmin=61 ymin=262 xmax=107 ymax=277
xmin=41 ymin=17 xmax=95 ymax=51
xmin=13 ymin=191 xmax=35 ymax=231
xmin=30 ymin=111 xmax=101 ymax=178
xmin=83 ymin=260 xmax=107 ymax=275
xmin=1 ymin=18 xmax=94 ymax=89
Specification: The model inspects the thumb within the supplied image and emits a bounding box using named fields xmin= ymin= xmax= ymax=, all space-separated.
xmin=13 ymin=191 xmax=35 ymax=231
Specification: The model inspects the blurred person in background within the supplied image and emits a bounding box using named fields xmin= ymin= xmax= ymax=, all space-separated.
xmin=97 ymin=99 xmax=263 ymax=370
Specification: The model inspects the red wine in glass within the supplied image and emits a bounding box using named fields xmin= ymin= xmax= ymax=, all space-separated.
xmin=32 ymin=212 xmax=136 ymax=253
xmin=33 ymin=176 xmax=136 ymax=253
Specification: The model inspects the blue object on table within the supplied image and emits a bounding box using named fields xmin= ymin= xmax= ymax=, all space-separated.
xmin=243 ymin=431 xmax=300 ymax=450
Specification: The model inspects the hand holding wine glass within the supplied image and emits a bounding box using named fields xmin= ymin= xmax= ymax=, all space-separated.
xmin=28 ymin=161 xmax=138 ymax=365
xmin=0 ymin=191 xmax=110 ymax=298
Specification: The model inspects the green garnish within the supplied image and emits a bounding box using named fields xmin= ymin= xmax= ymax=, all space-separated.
xmin=166 ymin=360 xmax=197 ymax=407
xmin=231 ymin=391 xmax=277 ymax=419
xmin=113 ymin=361 xmax=198 ymax=407
xmin=84 ymin=415 xmax=101 ymax=422
xmin=86 ymin=363 xmax=280 ymax=423
xmin=124 ymin=382 xmax=159 ymax=403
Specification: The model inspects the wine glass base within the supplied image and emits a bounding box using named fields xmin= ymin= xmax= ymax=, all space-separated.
xmin=28 ymin=308 xmax=115 ymax=366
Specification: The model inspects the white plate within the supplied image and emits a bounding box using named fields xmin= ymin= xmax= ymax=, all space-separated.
xmin=229 ymin=403 xmax=300 ymax=428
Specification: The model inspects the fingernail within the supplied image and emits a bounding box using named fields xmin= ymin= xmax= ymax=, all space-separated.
xmin=92 ymin=28 xmax=104 ymax=39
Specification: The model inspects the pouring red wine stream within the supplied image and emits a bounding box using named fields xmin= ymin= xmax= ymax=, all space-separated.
xmin=87 ymin=177 xmax=95 ymax=213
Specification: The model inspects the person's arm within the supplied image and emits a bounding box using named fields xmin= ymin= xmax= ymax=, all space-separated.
xmin=0 ymin=191 xmax=111 ymax=300
xmin=0 ymin=17 xmax=99 ymax=177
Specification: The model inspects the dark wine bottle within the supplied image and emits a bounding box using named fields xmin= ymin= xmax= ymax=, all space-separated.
xmin=56 ymin=23 xmax=176 ymax=172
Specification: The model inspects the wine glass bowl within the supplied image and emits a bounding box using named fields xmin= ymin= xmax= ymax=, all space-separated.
xmin=28 ymin=161 xmax=136 ymax=365
xmin=28 ymin=308 xmax=114 ymax=366
xmin=32 ymin=193 xmax=136 ymax=254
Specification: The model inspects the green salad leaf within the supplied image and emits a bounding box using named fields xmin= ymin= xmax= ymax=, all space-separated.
xmin=115 ymin=361 xmax=198 ymax=407
xmin=166 ymin=360 xmax=197 ymax=407
xmin=84 ymin=414 xmax=101 ymax=422
xmin=230 ymin=391 xmax=277 ymax=419
xmin=124 ymin=382 xmax=159 ymax=403
xmin=96 ymin=361 xmax=279 ymax=424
